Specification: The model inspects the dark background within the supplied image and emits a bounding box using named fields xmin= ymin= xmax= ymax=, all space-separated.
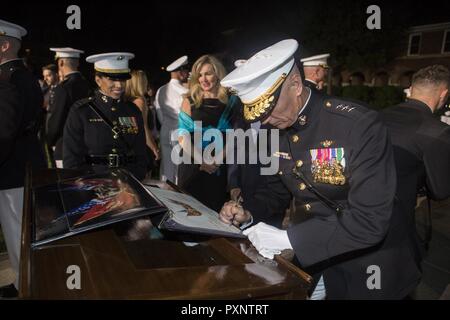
xmin=3 ymin=0 xmax=450 ymax=86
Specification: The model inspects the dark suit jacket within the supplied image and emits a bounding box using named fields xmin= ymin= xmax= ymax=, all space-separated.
xmin=46 ymin=72 xmax=90 ymax=159
xmin=0 ymin=59 xmax=45 ymax=189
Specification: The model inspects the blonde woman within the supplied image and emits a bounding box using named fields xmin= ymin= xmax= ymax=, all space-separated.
xmin=125 ymin=70 xmax=160 ymax=171
xmin=178 ymin=55 xmax=240 ymax=211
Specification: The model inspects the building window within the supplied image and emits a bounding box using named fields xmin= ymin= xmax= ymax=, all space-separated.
xmin=408 ymin=33 xmax=421 ymax=55
xmin=443 ymin=30 xmax=450 ymax=53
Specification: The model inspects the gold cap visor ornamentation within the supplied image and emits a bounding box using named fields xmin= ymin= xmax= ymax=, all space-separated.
xmin=243 ymin=73 xmax=287 ymax=122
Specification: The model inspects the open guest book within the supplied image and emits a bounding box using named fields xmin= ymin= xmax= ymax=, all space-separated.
xmin=32 ymin=169 xmax=167 ymax=247
xmin=146 ymin=185 xmax=245 ymax=239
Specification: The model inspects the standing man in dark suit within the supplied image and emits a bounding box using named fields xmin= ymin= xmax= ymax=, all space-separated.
xmin=219 ymin=39 xmax=418 ymax=299
xmin=381 ymin=65 xmax=450 ymax=270
xmin=0 ymin=19 xmax=45 ymax=297
xmin=301 ymin=53 xmax=330 ymax=93
xmin=46 ymin=47 xmax=90 ymax=167
xmin=41 ymin=63 xmax=59 ymax=111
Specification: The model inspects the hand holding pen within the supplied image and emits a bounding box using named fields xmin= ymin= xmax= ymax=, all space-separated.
xmin=219 ymin=190 xmax=251 ymax=227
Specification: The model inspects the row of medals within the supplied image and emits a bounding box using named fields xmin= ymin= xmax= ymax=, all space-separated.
xmin=312 ymin=159 xmax=346 ymax=185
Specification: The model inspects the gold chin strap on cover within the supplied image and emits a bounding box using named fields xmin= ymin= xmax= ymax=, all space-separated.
xmin=243 ymin=73 xmax=287 ymax=121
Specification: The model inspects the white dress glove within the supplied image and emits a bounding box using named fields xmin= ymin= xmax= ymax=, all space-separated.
xmin=441 ymin=111 xmax=450 ymax=125
xmin=243 ymin=222 xmax=293 ymax=259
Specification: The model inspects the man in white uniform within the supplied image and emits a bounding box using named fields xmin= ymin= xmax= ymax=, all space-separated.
xmin=301 ymin=53 xmax=330 ymax=92
xmin=154 ymin=55 xmax=189 ymax=182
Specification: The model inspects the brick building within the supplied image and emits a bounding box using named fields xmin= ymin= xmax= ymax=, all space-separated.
xmin=339 ymin=22 xmax=450 ymax=86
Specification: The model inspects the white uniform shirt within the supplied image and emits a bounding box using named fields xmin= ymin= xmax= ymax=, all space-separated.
xmin=154 ymin=78 xmax=188 ymax=132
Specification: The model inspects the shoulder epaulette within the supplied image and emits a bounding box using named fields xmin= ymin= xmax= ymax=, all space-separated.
xmin=323 ymin=97 xmax=370 ymax=119
xmin=72 ymin=96 xmax=94 ymax=109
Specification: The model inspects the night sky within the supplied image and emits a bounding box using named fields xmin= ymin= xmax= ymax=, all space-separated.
xmin=3 ymin=0 xmax=450 ymax=86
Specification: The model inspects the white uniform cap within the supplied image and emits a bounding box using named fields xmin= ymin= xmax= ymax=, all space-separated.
xmin=86 ymin=52 xmax=134 ymax=78
xmin=300 ymin=53 xmax=330 ymax=68
xmin=50 ymin=47 xmax=84 ymax=59
xmin=0 ymin=19 xmax=27 ymax=40
xmin=234 ymin=59 xmax=247 ymax=68
xmin=221 ymin=39 xmax=298 ymax=122
xmin=166 ymin=55 xmax=188 ymax=72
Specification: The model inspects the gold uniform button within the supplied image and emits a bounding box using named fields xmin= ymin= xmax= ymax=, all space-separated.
xmin=304 ymin=204 xmax=312 ymax=211
xmin=112 ymin=148 xmax=118 ymax=153
xmin=325 ymin=101 xmax=332 ymax=108
xmin=292 ymin=135 xmax=300 ymax=143
xmin=278 ymin=171 xmax=283 ymax=175
xmin=111 ymin=107 xmax=117 ymax=111
xmin=296 ymin=160 xmax=303 ymax=167
xmin=298 ymin=183 xmax=306 ymax=191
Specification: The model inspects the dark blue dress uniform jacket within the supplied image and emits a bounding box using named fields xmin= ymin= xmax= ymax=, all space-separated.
xmin=63 ymin=90 xmax=148 ymax=180
xmin=244 ymin=90 xmax=419 ymax=299
xmin=382 ymin=98 xmax=450 ymax=208
xmin=0 ymin=59 xmax=45 ymax=190
xmin=303 ymin=79 xmax=319 ymax=92
xmin=382 ymin=99 xmax=450 ymax=268
xmin=46 ymin=72 xmax=90 ymax=159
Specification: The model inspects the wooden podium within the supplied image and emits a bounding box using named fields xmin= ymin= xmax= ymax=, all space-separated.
xmin=19 ymin=169 xmax=311 ymax=299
